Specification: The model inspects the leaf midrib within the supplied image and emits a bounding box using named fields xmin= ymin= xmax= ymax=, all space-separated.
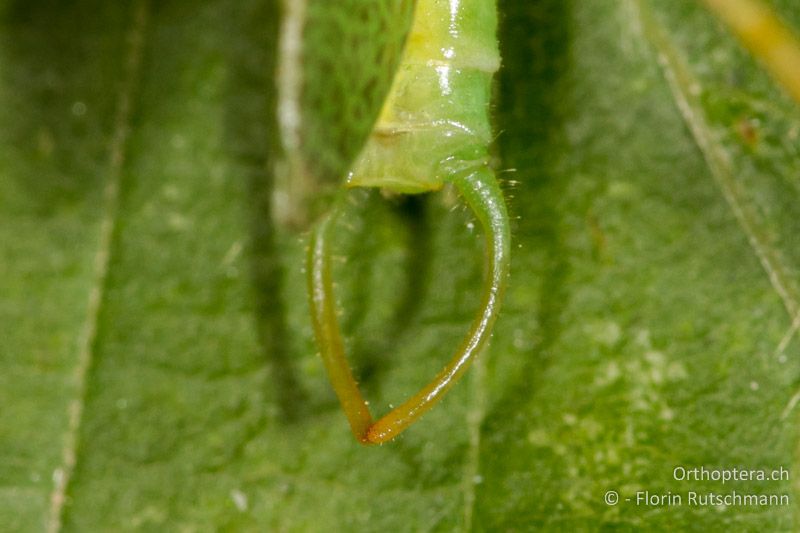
xmin=46 ymin=2 xmax=150 ymax=531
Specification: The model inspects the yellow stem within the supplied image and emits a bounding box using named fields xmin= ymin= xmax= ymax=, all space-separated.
xmin=702 ymin=0 xmax=800 ymax=103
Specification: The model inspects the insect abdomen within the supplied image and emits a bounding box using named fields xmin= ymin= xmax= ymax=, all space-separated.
xmin=347 ymin=0 xmax=500 ymax=193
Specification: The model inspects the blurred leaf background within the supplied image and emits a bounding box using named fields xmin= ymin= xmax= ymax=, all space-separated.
xmin=2 ymin=0 xmax=800 ymax=530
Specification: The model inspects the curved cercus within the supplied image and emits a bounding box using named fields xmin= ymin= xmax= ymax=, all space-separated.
xmin=307 ymin=166 xmax=510 ymax=445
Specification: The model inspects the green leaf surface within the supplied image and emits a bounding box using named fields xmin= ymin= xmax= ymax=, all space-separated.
xmin=2 ymin=0 xmax=800 ymax=531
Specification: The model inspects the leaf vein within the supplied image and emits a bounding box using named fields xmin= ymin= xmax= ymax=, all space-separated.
xmin=633 ymin=0 xmax=800 ymax=323
xmin=462 ymin=347 xmax=487 ymax=531
xmin=46 ymin=2 xmax=150 ymax=531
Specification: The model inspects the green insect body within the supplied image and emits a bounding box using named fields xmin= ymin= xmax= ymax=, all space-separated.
xmin=305 ymin=0 xmax=511 ymax=444
xmin=347 ymin=0 xmax=500 ymax=193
